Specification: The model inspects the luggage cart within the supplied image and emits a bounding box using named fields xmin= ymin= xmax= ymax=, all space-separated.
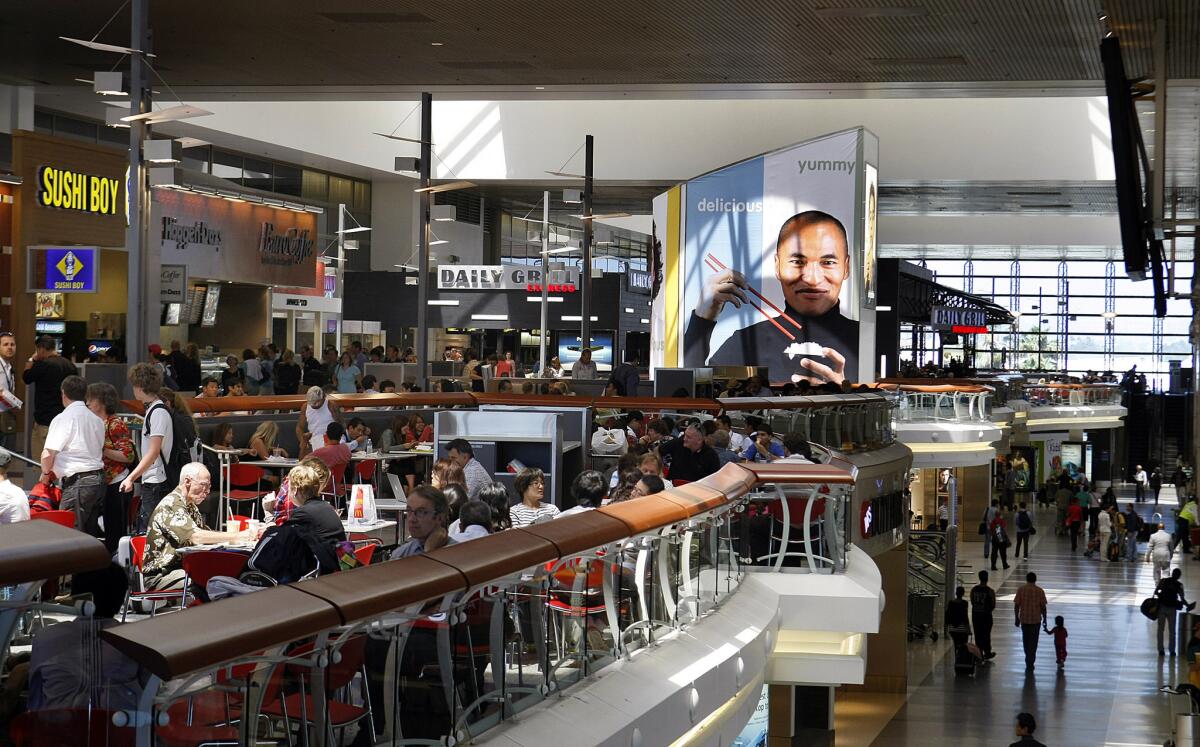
xmin=906 ymin=591 xmax=938 ymax=642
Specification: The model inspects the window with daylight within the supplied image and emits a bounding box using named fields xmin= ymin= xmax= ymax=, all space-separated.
xmin=901 ymin=258 xmax=1193 ymax=388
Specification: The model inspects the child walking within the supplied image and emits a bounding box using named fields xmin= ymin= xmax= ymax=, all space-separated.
xmin=1045 ymin=614 xmax=1068 ymax=668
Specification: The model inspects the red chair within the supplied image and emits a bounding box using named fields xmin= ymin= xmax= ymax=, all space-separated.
xmin=11 ymin=708 xmax=133 ymax=747
xmin=182 ymin=550 xmax=249 ymax=606
xmin=228 ymin=464 xmax=268 ymax=520
xmin=122 ymin=535 xmax=185 ymax=622
xmin=262 ymin=635 xmax=373 ymax=745
xmin=31 ymin=509 xmax=76 ymax=529
xmin=354 ymin=459 xmax=378 ymax=485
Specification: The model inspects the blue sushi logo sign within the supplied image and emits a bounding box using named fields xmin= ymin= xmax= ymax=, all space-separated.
xmin=43 ymin=248 xmax=98 ymax=292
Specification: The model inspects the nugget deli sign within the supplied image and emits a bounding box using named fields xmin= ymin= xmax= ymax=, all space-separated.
xmin=36 ymin=165 xmax=123 ymax=216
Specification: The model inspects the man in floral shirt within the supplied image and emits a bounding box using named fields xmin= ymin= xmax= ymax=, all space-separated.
xmin=143 ymin=463 xmax=254 ymax=591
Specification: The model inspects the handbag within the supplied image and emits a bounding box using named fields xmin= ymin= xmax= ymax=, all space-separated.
xmin=1029 ymin=525 xmax=1037 ymax=535
xmin=977 ymin=521 xmax=987 ymax=536
xmin=0 ymin=411 xmax=16 ymax=435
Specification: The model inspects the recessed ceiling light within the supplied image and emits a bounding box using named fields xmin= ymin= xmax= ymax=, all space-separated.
xmin=535 ymin=86 xmax=545 ymax=90
xmin=430 ymin=41 xmax=444 ymax=46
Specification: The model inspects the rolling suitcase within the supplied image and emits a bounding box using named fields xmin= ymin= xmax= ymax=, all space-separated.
xmin=954 ymin=643 xmax=979 ymax=677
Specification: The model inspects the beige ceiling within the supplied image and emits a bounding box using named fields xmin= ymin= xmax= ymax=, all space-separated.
xmin=4 ymin=0 xmax=1199 ymax=89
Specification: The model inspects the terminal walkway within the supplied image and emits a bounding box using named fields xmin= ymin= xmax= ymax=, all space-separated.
xmin=844 ymin=489 xmax=1187 ymax=746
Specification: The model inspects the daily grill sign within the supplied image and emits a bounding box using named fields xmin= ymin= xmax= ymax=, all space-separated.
xmin=438 ymin=264 xmax=580 ymax=293
xmin=930 ymin=305 xmax=987 ymax=331
xmin=37 ymin=165 xmax=121 ymax=216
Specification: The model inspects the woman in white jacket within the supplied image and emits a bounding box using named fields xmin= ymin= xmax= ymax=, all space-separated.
xmin=1096 ymin=508 xmax=1112 ymax=561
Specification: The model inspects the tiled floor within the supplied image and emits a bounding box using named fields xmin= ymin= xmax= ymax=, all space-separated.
xmin=848 ymin=488 xmax=1191 ymax=747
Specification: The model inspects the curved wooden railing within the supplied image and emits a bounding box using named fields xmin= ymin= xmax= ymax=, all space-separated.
xmin=101 ymin=461 xmax=854 ymax=681
xmin=121 ymin=390 xmax=891 ymax=416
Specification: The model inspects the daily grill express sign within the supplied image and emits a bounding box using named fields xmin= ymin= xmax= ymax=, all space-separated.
xmin=438 ymin=264 xmax=580 ymax=293
xmin=154 ymin=189 xmax=318 ymax=288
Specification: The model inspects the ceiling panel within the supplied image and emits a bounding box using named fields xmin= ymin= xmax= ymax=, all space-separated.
xmin=4 ymin=0 xmax=1198 ymax=89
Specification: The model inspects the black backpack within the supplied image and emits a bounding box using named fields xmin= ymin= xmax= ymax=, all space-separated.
xmin=242 ymin=523 xmax=338 ymax=586
xmin=146 ymin=402 xmax=194 ymax=487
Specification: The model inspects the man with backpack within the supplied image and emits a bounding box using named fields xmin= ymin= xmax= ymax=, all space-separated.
xmin=1014 ymin=502 xmax=1035 ymax=560
xmin=121 ymin=363 xmax=177 ymax=533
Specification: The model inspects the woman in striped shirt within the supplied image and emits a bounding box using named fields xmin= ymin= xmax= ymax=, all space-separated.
xmin=508 ymin=468 xmax=559 ymax=527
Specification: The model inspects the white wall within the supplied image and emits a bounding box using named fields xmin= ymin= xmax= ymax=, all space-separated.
xmin=188 ymin=96 xmax=1115 ymax=183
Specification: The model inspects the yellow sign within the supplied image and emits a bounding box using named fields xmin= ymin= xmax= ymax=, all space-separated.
xmin=36 ymin=165 xmax=121 ymax=216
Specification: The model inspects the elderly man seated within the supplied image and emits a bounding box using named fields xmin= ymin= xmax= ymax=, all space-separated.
xmin=142 ymin=462 xmax=255 ymax=592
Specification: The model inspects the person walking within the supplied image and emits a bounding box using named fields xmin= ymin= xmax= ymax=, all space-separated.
xmin=945 ymin=586 xmax=971 ymax=648
xmin=981 ymin=499 xmax=999 ymax=560
xmin=1151 ymin=467 xmax=1164 ymax=505
xmin=1014 ymin=502 xmax=1035 ymax=560
xmin=0 ymin=332 xmax=19 ymax=454
xmin=1124 ymin=503 xmax=1142 ymax=562
xmin=1180 ymin=497 xmax=1199 ymax=554
xmin=990 ymin=511 xmax=1011 ymax=571
xmin=23 ymin=335 xmax=78 ymax=461
xmin=1014 ymin=571 xmax=1048 ymax=670
xmin=1096 ymin=505 xmax=1113 ymax=561
xmin=1154 ymin=568 xmax=1192 ymax=657
xmin=1045 ymin=615 xmax=1068 ymax=669
xmin=1147 ymin=522 xmax=1174 ymax=584
xmin=1065 ymin=496 xmax=1083 ymax=552
xmin=1134 ymin=464 xmax=1148 ymax=502
xmin=970 ymin=570 xmax=997 ymax=660
xmin=39 ymin=375 xmax=105 ymax=536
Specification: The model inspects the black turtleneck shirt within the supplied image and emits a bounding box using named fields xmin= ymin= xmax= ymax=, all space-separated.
xmin=683 ymin=302 xmax=859 ymax=384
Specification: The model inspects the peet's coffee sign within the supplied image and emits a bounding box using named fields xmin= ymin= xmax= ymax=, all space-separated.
xmin=154 ymin=189 xmax=317 ymax=288
xmin=259 ymin=223 xmax=314 ymax=267
xmin=437 ymin=264 xmax=580 ymax=293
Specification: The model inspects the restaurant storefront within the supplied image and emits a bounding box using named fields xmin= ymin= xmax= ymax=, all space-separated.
xmin=343 ymin=264 xmax=653 ymax=370
xmin=151 ymin=186 xmax=322 ymax=355
xmin=10 ymin=130 xmax=129 ymax=362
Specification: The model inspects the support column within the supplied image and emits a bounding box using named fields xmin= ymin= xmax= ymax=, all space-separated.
xmin=843 ymin=544 xmax=908 ymax=694
xmin=125 ymin=0 xmax=152 ymax=362
xmin=767 ymin=685 xmax=835 ymax=747
xmin=960 ymin=463 xmax=994 ymax=543
xmin=580 ymin=134 xmax=593 ymax=357
xmin=415 ymin=92 xmax=432 ymax=391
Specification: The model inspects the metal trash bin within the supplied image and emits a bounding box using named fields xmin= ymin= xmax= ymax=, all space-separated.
xmin=1180 ymin=612 xmax=1199 ymax=658
xmin=1177 ymin=714 xmax=1200 ymax=746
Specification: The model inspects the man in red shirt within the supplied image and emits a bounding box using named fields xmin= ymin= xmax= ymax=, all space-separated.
xmin=310 ymin=421 xmax=351 ymax=496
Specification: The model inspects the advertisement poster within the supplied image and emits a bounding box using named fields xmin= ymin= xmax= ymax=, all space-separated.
xmin=1060 ymin=442 xmax=1084 ymax=480
xmin=1000 ymin=447 xmax=1038 ymax=493
xmin=652 ymin=128 xmax=877 ymax=384
xmin=730 ymin=685 xmax=768 ymax=747
xmin=862 ymin=163 xmax=878 ymax=310
xmin=557 ymin=331 xmax=614 ymax=367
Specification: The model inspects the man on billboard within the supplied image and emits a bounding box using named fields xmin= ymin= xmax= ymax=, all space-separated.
xmin=683 ymin=210 xmax=858 ymax=384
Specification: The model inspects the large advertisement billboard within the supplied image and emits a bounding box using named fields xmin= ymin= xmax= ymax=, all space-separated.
xmin=651 ymin=128 xmax=878 ymax=384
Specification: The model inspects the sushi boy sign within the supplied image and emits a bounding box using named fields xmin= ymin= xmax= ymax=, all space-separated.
xmin=651 ymin=128 xmax=879 ymax=384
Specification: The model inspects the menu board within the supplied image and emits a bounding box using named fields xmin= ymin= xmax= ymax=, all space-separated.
xmin=201 ymin=285 xmax=221 ymax=327
xmin=185 ymin=287 xmax=205 ymax=325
